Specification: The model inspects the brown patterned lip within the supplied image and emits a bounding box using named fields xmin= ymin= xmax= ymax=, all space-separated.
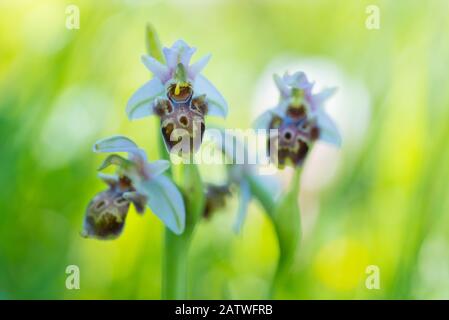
xmin=160 ymin=110 xmax=205 ymax=153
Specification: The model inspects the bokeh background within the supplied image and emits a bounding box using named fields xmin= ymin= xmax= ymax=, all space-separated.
xmin=1 ymin=0 xmax=449 ymax=299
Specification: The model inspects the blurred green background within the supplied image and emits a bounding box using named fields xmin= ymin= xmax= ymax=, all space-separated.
xmin=1 ymin=0 xmax=449 ymax=299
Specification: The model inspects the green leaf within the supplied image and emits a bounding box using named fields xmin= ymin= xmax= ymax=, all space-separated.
xmin=145 ymin=23 xmax=165 ymax=63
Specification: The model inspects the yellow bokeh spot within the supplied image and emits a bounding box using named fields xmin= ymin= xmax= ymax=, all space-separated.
xmin=314 ymin=238 xmax=369 ymax=291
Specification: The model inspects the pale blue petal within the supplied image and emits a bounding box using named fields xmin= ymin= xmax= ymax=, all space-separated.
xmin=137 ymin=175 xmax=185 ymax=235
xmin=233 ymin=180 xmax=252 ymax=233
xmin=180 ymin=46 xmax=196 ymax=67
xmin=93 ymin=135 xmax=139 ymax=153
xmin=274 ymin=74 xmax=289 ymax=97
xmin=283 ymin=71 xmax=313 ymax=90
xmin=145 ymin=160 xmax=170 ymax=177
xmin=312 ymin=87 xmax=337 ymax=107
xmin=171 ymin=39 xmax=190 ymax=49
xmin=163 ymin=40 xmax=196 ymax=69
xmin=316 ymin=109 xmax=341 ymax=147
xmin=141 ymin=55 xmax=169 ymax=81
xmin=126 ymin=78 xmax=165 ymax=120
xmin=194 ymin=74 xmax=228 ymax=118
xmin=188 ymin=54 xmax=211 ymax=79
xmin=162 ymin=47 xmax=177 ymax=69
xmin=250 ymin=174 xmax=282 ymax=200
xmin=253 ymin=107 xmax=284 ymax=130
xmin=253 ymin=110 xmax=273 ymax=130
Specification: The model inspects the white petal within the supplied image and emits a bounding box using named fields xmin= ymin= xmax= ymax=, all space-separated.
xmin=93 ymin=135 xmax=139 ymax=153
xmin=188 ymin=54 xmax=211 ymax=79
xmin=194 ymin=74 xmax=228 ymax=118
xmin=145 ymin=160 xmax=170 ymax=177
xmin=141 ymin=55 xmax=169 ymax=81
xmin=137 ymin=175 xmax=185 ymax=235
xmin=126 ymin=78 xmax=165 ymax=120
xmin=233 ymin=180 xmax=252 ymax=233
xmin=316 ymin=109 xmax=341 ymax=146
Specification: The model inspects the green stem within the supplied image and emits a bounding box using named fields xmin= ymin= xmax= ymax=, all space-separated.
xmin=159 ymin=135 xmax=203 ymax=299
xmin=157 ymin=125 xmax=189 ymax=299
xmin=162 ymin=229 xmax=190 ymax=299
xmin=269 ymin=168 xmax=302 ymax=299
xmin=161 ymin=162 xmax=203 ymax=299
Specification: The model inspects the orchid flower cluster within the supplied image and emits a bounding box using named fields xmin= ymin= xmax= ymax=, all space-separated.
xmin=256 ymin=72 xmax=341 ymax=167
xmin=82 ymin=39 xmax=228 ymax=239
xmin=82 ymin=30 xmax=341 ymax=299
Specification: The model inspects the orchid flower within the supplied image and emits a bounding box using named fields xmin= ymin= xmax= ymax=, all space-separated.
xmin=255 ymin=71 xmax=341 ymax=167
xmin=126 ymin=40 xmax=228 ymax=153
xmin=82 ymin=135 xmax=185 ymax=239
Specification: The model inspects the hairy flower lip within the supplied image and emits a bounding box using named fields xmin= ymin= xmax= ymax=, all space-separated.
xmin=156 ymin=87 xmax=206 ymax=154
xmin=161 ymin=115 xmax=205 ymax=153
xmin=82 ymin=173 xmax=136 ymax=240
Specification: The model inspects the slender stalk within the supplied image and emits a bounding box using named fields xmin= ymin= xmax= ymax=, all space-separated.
xmin=157 ymin=130 xmax=190 ymax=299
xmin=269 ymin=168 xmax=302 ymax=299
xmin=162 ymin=229 xmax=190 ymax=299
xmin=158 ymin=132 xmax=204 ymax=299
xmin=161 ymin=163 xmax=203 ymax=299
